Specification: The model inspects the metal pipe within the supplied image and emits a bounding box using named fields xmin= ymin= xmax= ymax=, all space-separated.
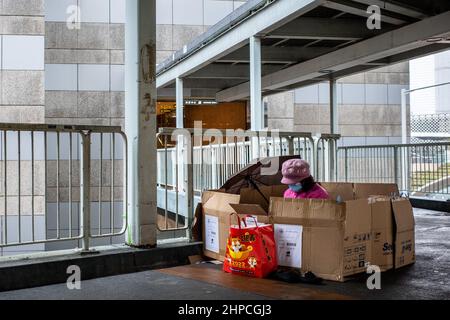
xmin=3 ymin=131 xmax=7 ymax=245
xmin=111 ymin=133 xmax=115 ymax=236
xmin=56 ymin=132 xmax=60 ymax=239
xmin=69 ymin=133 xmax=73 ymax=238
xmin=31 ymin=132 xmax=35 ymax=241
xmin=99 ymin=133 xmax=103 ymax=236
xmin=18 ymin=132 xmax=21 ymax=243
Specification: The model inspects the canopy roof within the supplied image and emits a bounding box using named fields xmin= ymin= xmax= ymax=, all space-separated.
xmin=156 ymin=0 xmax=450 ymax=101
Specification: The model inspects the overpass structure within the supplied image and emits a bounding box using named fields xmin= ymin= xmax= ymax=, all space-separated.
xmin=156 ymin=0 xmax=450 ymax=133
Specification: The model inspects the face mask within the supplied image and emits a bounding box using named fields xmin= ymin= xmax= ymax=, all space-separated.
xmin=289 ymin=184 xmax=302 ymax=193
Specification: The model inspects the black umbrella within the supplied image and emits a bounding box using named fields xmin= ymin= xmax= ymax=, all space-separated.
xmin=221 ymin=155 xmax=301 ymax=203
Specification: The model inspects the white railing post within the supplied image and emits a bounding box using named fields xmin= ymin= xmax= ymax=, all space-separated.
xmin=80 ymin=131 xmax=91 ymax=252
xmin=185 ymin=133 xmax=194 ymax=240
xmin=401 ymin=89 xmax=408 ymax=144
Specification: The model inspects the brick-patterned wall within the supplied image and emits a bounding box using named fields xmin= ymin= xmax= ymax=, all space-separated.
xmin=156 ymin=0 xmax=247 ymax=65
xmin=0 ymin=0 xmax=45 ymax=123
xmin=267 ymin=62 xmax=410 ymax=147
xmin=0 ymin=0 xmax=46 ymax=256
xmin=44 ymin=0 xmax=125 ymax=128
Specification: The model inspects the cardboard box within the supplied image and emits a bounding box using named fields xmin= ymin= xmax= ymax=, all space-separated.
xmin=369 ymin=196 xmax=394 ymax=271
xmin=201 ymin=186 xmax=287 ymax=261
xmin=392 ymin=198 xmax=416 ymax=268
xmin=354 ymin=183 xmax=399 ymax=199
xmin=201 ymin=182 xmax=415 ymax=280
xmin=269 ymin=197 xmax=372 ymax=282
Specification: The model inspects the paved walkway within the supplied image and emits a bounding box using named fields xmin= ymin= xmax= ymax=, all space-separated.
xmin=0 ymin=208 xmax=448 ymax=300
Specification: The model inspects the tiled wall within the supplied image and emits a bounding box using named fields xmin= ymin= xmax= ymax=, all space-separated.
xmin=45 ymin=0 xmax=125 ymax=127
xmin=0 ymin=0 xmax=45 ymax=123
xmin=267 ymin=62 xmax=411 ymax=146
xmin=0 ymin=0 xmax=46 ymax=256
xmin=156 ymin=0 xmax=246 ymax=64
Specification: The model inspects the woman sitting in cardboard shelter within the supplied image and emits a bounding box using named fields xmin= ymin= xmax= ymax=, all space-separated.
xmin=281 ymin=159 xmax=329 ymax=199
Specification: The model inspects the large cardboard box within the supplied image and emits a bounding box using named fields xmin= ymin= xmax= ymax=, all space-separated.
xmin=392 ymin=198 xmax=416 ymax=268
xmin=201 ymin=182 xmax=415 ymax=279
xmin=369 ymin=196 xmax=394 ymax=271
xmin=269 ymin=197 xmax=372 ymax=282
xmin=201 ymin=186 xmax=287 ymax=261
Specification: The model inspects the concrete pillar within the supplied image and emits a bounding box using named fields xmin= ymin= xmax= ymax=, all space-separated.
xmin=330 ymin=79 xmax=339 ymax=134
xmin=176 ymin=77 xmax=184 ymax=128
xmin=250 ymin=36 xmax=262 ymax=160
xmin=250 ymin=36 xmax=263 ymax=131
xmin=125 ymin=0 xmax=157 ymax=247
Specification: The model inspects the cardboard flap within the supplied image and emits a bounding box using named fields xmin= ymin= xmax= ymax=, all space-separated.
xmin=270 ymin=197 xmax=345 ymax=221
xmin=370 ymin=197 xmax=394 ymax=230
xmin=392 ymin=198 xmax=415 ymax=232
xmin=353 ymin=183 xmax=399 ymax=199
xmin=202 ymin=191 xmax=240 ymax=216
xmin=344 ymin=199 xmax=371 ymax=240
xmin=239 ymin=188 xmax=270 ymax=209
xmin=320 ymin=182 xmax=355 ymax=201
xmin=201 ymin=190 xmax=219 ymax=205
xmin=239 ymin=185 xmax=288 ymax=212
xmin=268 ymin=185 xmax=289 ymax=197
xmin=229 ymin=204 xmax=268 ymax=216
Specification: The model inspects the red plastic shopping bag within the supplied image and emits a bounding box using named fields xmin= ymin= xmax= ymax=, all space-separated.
xmin=223 ymin=214 xmax=278 ymax=278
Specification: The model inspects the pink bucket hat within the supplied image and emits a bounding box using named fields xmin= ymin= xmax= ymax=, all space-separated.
xmin=281 ymin=159 xmax=311 ymax=185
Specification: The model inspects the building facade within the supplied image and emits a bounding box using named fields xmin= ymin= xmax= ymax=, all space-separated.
xmin=267 ymin=62 xmax=410 ymax=146
xmin=1 ymin=0 xmax=434 ymax=256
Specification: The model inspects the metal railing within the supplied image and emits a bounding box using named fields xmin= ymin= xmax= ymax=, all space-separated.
xmin=0 ymin=123 xmax=128 ymax=254
xmin=156 ymin=128 xmax=340 ymax=232
xmin=338 ymin=142 xmax=450 ymax=198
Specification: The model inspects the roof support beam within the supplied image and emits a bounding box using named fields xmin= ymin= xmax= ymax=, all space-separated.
xmin=188 ymin=63 xmax=281 ymax=79
xmin=168 ymin=78 xmax=248 ymax=89
xmin=322 ymin=0 xmax=407 ymax=25
xmin=156 ymin=0 xmax=324 ymax=88
xmin=216 ymin=11 xmax=450 ymax=102
xmin=266 ymin=17 xmax=385 ymax=40
xmin=217 ymin=45 xmax=334 ymax=64
xmin=157 ymin=87 xmax=219 ymax=100
xmin=350 ymin=0 xmax=427 ymax=19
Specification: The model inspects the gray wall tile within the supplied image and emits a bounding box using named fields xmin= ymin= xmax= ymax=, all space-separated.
xmin=45 ymin=64 xmax=77 ymax=91
xmin=2 ymin=0 xmax=44 ymax=16
xmin=204 ymin=0 xmax=233 ymax=26
xmin=2 ymin=35 xmax=44 ymax=70
xmin=365 ymin=84 xmax=388 ymax=105
xmin=342 ymin=84 xmax=365 ymax=105
xmin=1 ymin=16 xmax=45 ymax=35
xmin=78 ymin=64 xmax=110 ymax=91
xmin=294 ymin=85 xmax=319 ymax=104
xmin=45 ymin=0 xmax=77 ymax=22
xmin=79 ymin=0 xmax=109 ymax=23
xmin=156 ymin=0 xmax=173 ymax=25
xmin=2 ymin=71 xmax=44 ymax=105
xmin=173 ymin=0 xmax=203 ymax=25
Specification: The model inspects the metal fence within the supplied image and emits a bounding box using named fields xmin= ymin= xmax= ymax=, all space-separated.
xmin=411 ymin=112 xmax=450 ymax=143
xmin=0 ymin=123 xmax=128 ymax=253
xmin=156 ymin=128 xmax=340 ymax=232
xmin=338 ymin=142 xmax=450 ymax=198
